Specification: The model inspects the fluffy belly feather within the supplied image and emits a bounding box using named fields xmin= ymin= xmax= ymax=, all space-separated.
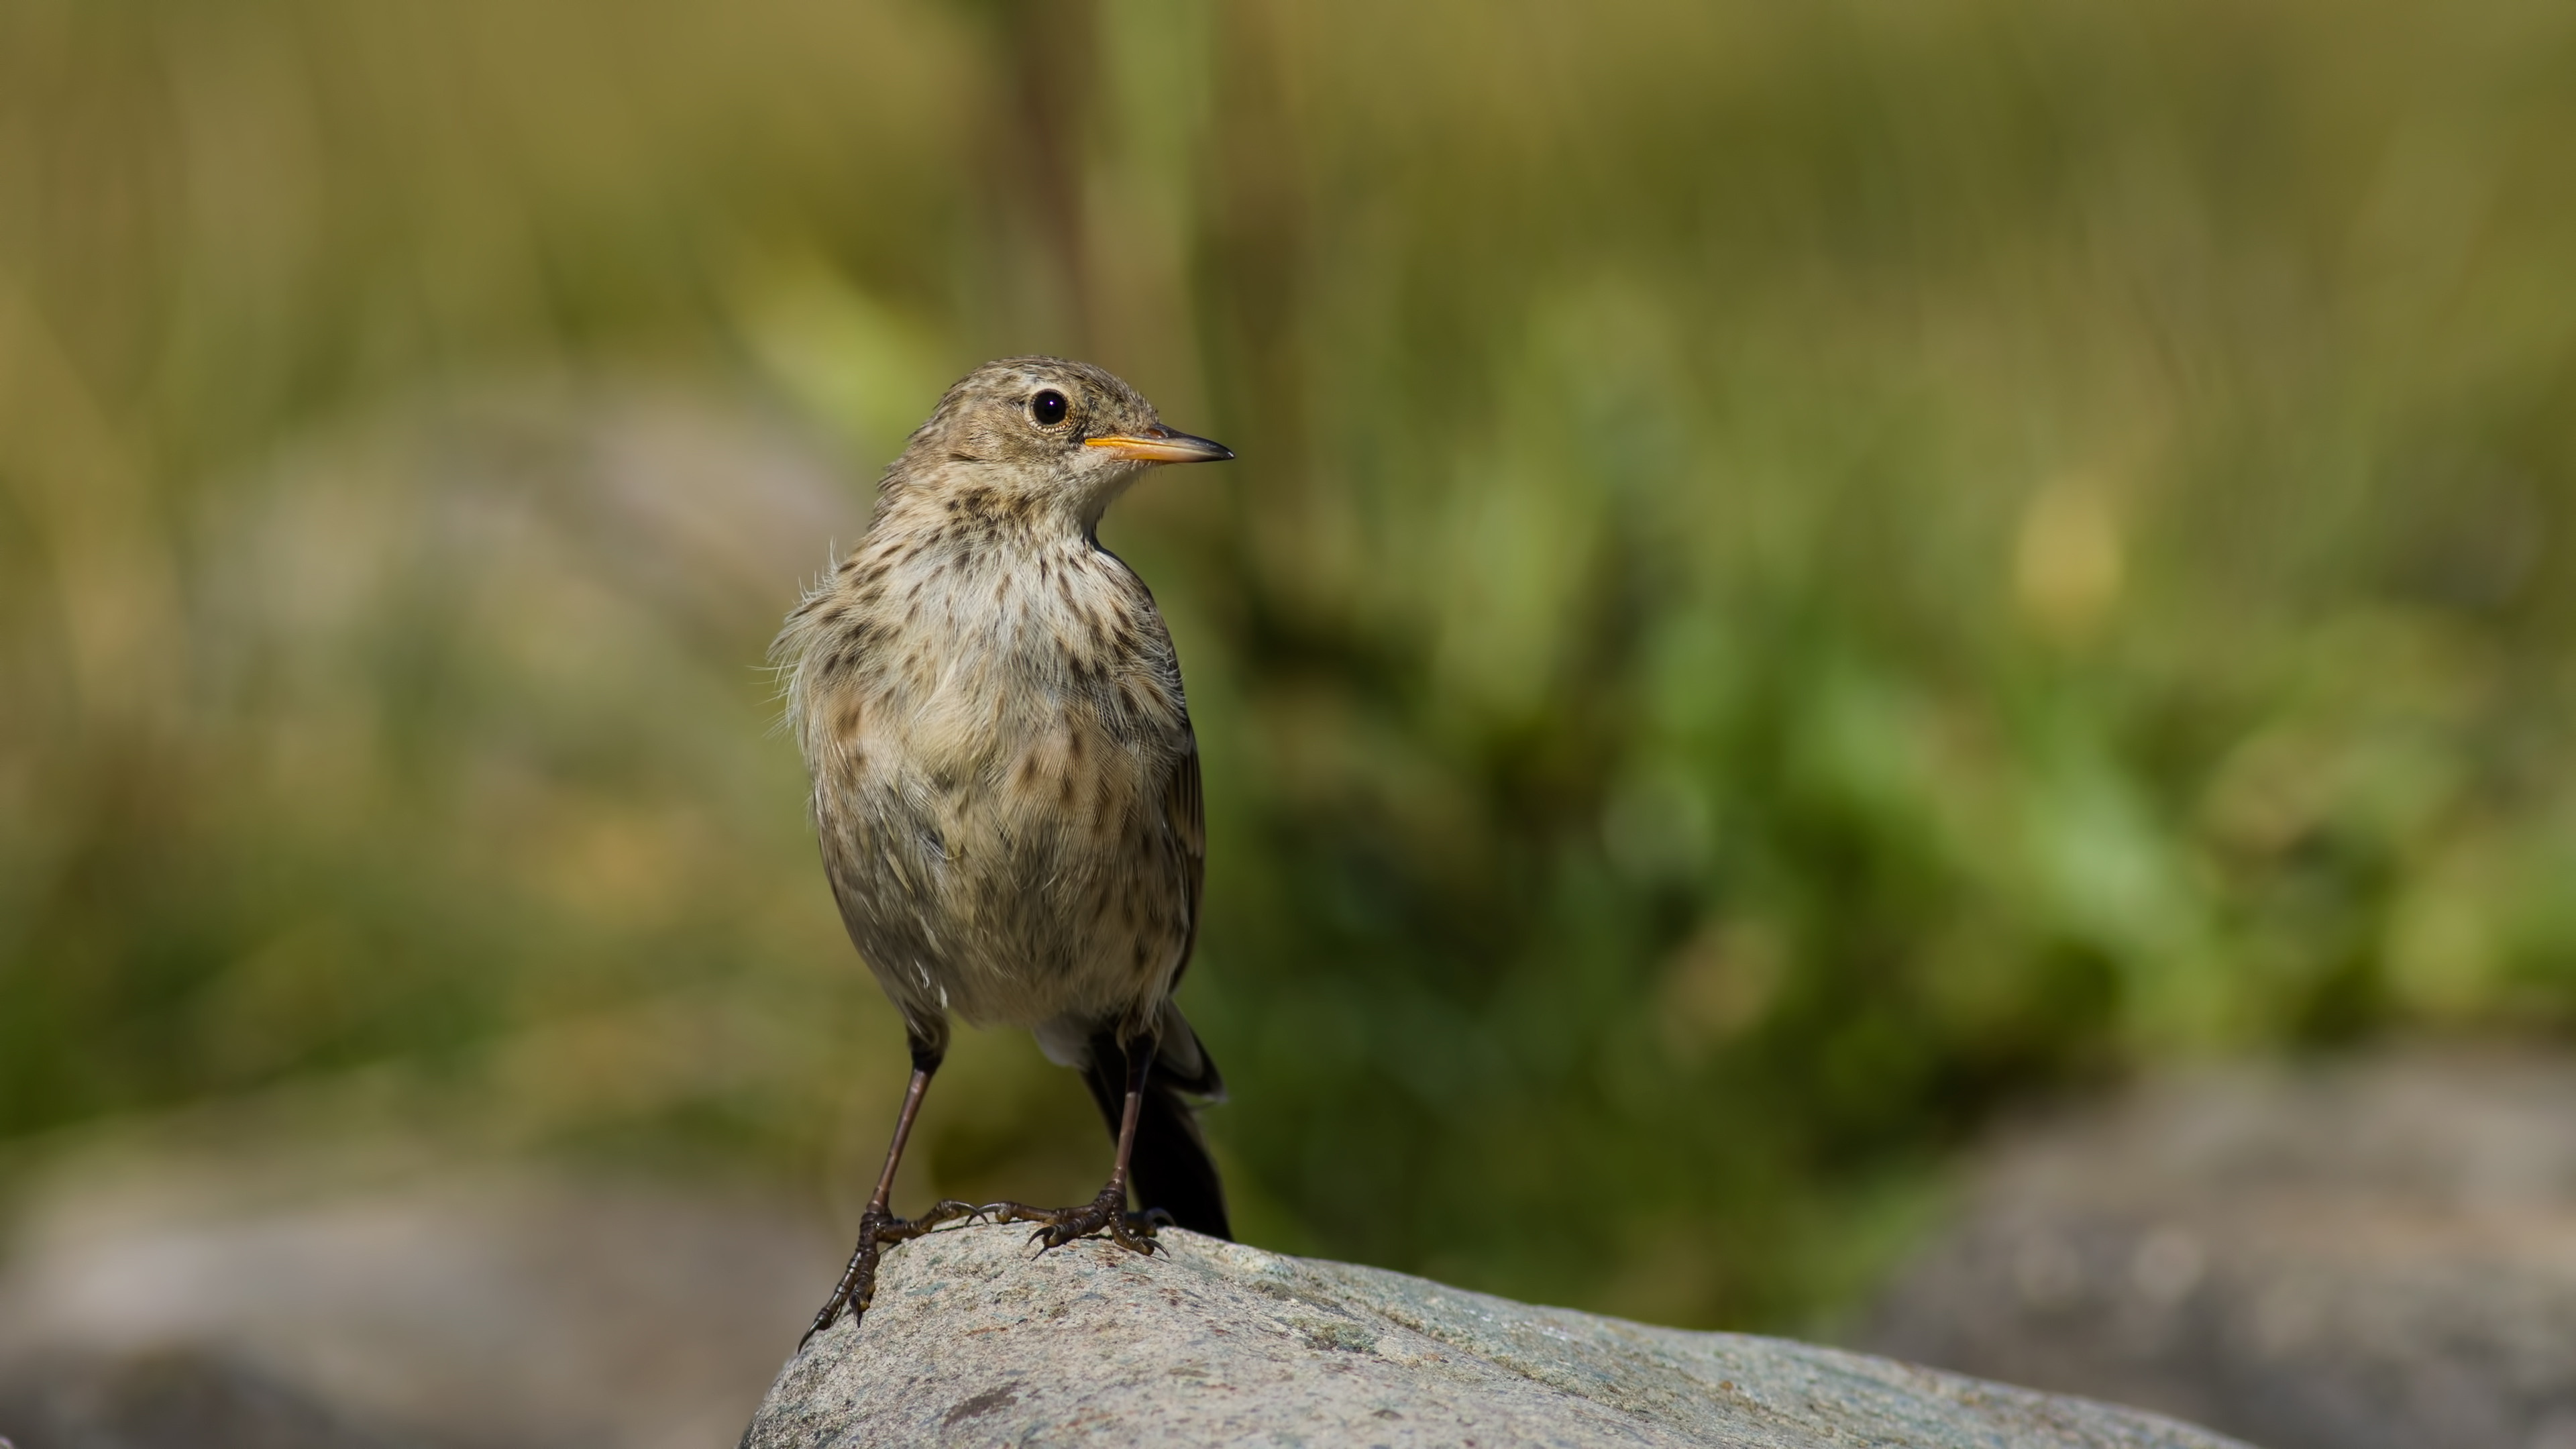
xmin=811 ymin=680 xmax=1193 ymax=1034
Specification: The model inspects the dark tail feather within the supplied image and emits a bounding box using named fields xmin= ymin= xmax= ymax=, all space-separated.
xmin=1082 ymin=1024 xmax=1232 ymax=1240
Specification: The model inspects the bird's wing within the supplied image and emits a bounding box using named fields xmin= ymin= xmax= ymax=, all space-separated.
xmin=1165 ymin=727 xmax=1206 ymax=990
xmin=1146 ymin=723 xmax=1225 ymax=1102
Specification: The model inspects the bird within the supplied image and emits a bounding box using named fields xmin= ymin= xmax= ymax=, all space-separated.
xmin=773 ymin=357 xmax=1236 ymax=1342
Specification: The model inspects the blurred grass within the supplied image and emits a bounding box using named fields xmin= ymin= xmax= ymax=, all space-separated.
xmin=6 ymin=0 xmax=2576 ymax=1333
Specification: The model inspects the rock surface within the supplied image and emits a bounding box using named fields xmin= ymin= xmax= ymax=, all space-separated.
xmin=1864 ymin=1050 xmax=2576 ymax=1449
xmin=0 ymin=1346 xmax=412 ymax=1449
xmin=743 ymin=1224 xmax=2246 ymax=1449
xmin=0 ymin=1137 xmax=837 ymax=1449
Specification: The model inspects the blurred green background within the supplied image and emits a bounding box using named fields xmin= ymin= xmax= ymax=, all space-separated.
xmin=6 ymin=0 xmax=2576 ymax=1336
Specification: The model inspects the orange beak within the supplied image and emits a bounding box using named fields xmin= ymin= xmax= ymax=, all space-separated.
xmin=1083 ymin=429 xmax=1235 ymax=464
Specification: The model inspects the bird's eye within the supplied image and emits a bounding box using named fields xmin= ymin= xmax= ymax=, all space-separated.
xmin=1030 ymin=390 xmax=1070 ymax=427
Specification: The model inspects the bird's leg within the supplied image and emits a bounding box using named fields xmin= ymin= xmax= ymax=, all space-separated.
xmin=979 ymin=1038 xmax=1161 ymax=1256
xmin=801 ymin=1036 xmax=979 ymax=1345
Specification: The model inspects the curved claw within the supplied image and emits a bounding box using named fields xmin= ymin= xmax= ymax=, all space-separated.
xmin=982 ymin=1183 xmax=1157 ymax=1257
xmin=800 ymin=1200 xmax=987 ymax=1346
xmin=910 ymin=1199 xmax=987 ymax=1234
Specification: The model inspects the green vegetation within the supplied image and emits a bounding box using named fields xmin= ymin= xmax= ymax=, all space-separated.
xmin=5 ymin=0 xmax=2575 ymax=1332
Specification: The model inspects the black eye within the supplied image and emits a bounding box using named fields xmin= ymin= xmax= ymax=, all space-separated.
xmin=1030 ymin=389 xmax=1070 ymax=427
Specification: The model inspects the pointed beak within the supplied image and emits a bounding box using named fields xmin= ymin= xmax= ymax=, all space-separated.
xmin=1083 ymin=428 xmax=1235 ymax=465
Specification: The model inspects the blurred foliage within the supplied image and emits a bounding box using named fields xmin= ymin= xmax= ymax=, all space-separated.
xmin=7 ymin=0 xmax=2576 ymax=1332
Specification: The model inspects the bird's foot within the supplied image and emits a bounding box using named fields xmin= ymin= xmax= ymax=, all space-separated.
xmin=979 ymin=1184 xmax=1162 ymax=1256
xmin=800 ymin=1198 xmax=983 ymax=1345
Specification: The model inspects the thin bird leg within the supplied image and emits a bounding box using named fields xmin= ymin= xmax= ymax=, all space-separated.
xmin=979 ymin=1040 xmax=1162 ymax=1256
xmin=801 ymin=1040 xmax=980 ymax=1345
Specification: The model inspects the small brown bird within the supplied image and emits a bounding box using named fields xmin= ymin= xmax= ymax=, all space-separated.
xmin=775 ymin=357 xmax=1236 ymax=1340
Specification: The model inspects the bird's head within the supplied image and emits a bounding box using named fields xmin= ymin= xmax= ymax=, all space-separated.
xmin=887 ymin=356 xmax=1232 ymax=531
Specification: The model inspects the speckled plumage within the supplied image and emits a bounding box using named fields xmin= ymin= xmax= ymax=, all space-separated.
xmin=776 ymin=358 xmax=1207 ymax=1056
xmin=778 ymin=359 xmax=1235 ymax=1339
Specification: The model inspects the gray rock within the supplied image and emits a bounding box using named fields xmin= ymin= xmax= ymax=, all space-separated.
xmin=0 ymin=1347 xmax=415 ymax=1449
xmin=1862 ymin=1050 xmax=2576 ymax=1449
xmin=743 ymin=1224 xmax=2247 ymax=1448
xmin=0 ymin=1142 xmax=839 ymax=1449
